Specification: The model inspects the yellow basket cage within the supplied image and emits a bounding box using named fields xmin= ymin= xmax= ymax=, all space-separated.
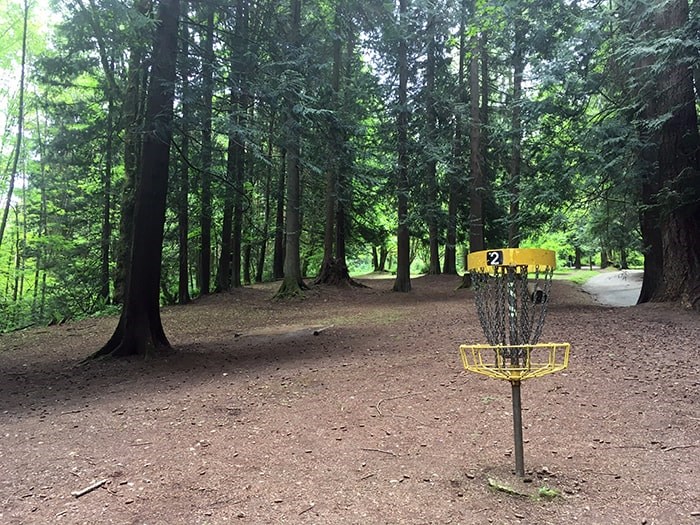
xmin=459 ymin=342 xmax=570 ymax=382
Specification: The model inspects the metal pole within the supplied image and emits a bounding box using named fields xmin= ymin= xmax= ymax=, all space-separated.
xmin=511 ymin=381 xmax=525 ymax=477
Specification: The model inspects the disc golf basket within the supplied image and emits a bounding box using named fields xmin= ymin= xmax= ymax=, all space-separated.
xmin=459 ymin=248 xmax=570 ymax=476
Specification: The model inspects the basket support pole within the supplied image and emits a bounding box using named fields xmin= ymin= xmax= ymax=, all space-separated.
xmin=511 ymin=381 xmax=525 ymax=477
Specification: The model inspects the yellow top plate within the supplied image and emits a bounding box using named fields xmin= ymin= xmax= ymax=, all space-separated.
xmin=467 ymin=248 xmax=556 ymax=272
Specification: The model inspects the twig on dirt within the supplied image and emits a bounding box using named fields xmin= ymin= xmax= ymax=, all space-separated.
xmin=299 ymin=503 xmax=315 ymax=515
xmin=210 ymin=497 xmax=247 ymax=507
xmin=662 ymin=444 xmax=698 ymax=452
xmin=71 ymin=478 xmax=108 ymax=498
xmin=60 ymin=409 xmax=83 ymax=415
xmin=359 ymin=473 xmax=376 ymax=481
xmin=130 ymin=441 xmax=153 ymax=447
xmin=375 ymin=391 xmax=423 ymax=417
xmin=313 ymin=325 xmax=334 ymax=336
xmin=362 ymin=447 xmax=393 ymax=455
xmin=487 ymin=478 xmax=528 ymax=497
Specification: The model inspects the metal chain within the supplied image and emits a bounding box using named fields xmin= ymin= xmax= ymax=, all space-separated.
xmin=470 ymin=264 xmax=554 ymax=350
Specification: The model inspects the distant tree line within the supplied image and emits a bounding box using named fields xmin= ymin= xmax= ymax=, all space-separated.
xmin=0 ymin=0 xmax=697 ymax=345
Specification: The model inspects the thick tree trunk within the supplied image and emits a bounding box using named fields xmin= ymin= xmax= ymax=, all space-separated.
xmin=636 ymin=0 xmax=700 ymax=308
xmin=93 ymin=0 xmax=180 ymax=358
xmin=393 ymin=0 xmax=411 ymax=293
xmin=115 ymin=0 xmax=149 ymax=305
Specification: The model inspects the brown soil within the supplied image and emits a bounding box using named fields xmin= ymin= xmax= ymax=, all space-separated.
xmin=1 ymin=275 xmax=698 ymax=525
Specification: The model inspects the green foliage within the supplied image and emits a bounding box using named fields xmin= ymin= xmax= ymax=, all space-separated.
xmin=0 ymin=0 xmax=695 ymax=332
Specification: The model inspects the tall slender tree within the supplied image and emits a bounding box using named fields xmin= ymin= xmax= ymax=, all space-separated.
xmin=393 ymin=0 xmax=411 ymax=292
xmin=276 ymin=0 xmax=307 ymax=297
xmin=0 ymin=0 xmax=28 ymax=250
xmin=467 ymin=0 xmax=484 ymax=253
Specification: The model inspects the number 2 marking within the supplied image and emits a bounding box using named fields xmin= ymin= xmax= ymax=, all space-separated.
xmin=487 ymin=250 xmax=503 ymax=266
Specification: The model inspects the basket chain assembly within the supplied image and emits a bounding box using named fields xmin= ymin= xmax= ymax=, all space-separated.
xmin=471 ymin=264 xmax=553 ymax=366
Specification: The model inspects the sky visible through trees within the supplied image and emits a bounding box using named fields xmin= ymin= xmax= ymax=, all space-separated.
xmin=0 ymin=0 xmax=698 ymax=335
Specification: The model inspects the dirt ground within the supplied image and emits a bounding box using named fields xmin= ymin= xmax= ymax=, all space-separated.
xmin=0 ymin=274 xmax=698 ymax=525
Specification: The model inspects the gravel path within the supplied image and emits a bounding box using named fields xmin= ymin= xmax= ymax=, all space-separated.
xmin=582 ymin=269 xmax=643 ymax=307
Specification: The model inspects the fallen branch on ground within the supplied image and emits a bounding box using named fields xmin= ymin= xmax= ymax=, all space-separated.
xmin=360 ymin=448 xmax=397 ymax=456
xmin=71 ymin=479 xmax=108 ymax=498
xmin=313 ymin=325 xmax=334 ymax=336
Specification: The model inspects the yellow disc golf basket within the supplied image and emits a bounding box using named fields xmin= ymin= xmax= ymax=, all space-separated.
xmin=459 ymin=248 xmax=570 ymax=476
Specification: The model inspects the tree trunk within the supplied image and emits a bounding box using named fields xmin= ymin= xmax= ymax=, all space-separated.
xmin=445 ymin=0 xmax=468 ymax=276
xmin=0 ymin=0 xmax=28 ymax=251
xmin=115 ymin=0 xmax=149 ymax=305
xmin=177 ymin=8 xmax=191 ymax=305
xmin=508 ymin=19 xmax=524 ymax=248
xmin=256 ymin=118 xmax=275 ymax=283
xmin=316 ymin=7 xmax=362 ymax=287
xmin=315 ymin=10 xmax=341 ymax=285
xmin=100 ymin=95 xmax=114 ymax=303
xmin=636 ymin=0 xmax=700 ymax=308
xmin=467 ymin=0 xmax=484 ymax=253
xmin=232 ymin=0 xmax=249 ymax=289
xmin=276 ymin=0 xmax=307 ymax=297
xmin=425 ymin=11 xmax=441 ymax=275
xmin=393 ymin=0 xmax=411 ymax=293
xmin=93 ymin=0 xmax=180 ymax=358
xmin=273 ymin=149 xmax=286 ymax=279
xmin=199 ymin=5 xmax=215 ymax=296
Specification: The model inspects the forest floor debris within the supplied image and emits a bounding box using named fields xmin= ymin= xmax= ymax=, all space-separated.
xmin=0 ymin=275 xmax=698 ymax=524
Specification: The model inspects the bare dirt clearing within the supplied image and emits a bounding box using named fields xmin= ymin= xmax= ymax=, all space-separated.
xmin=1 ymin=275 xmax=698 ymax=524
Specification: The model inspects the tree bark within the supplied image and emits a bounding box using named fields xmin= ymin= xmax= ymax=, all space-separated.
xmin=276 ymin=0 xmax=307 ymax=297
xmin=100 ymin=95 xmax=114 ymax=302
xmin=93 ymin=0 xmax=180 ymax=358
xmin=424 ymin=10 xmax=441 ymax=275
xmin=0 ymin=0 xmax=28 ymax=251
xmin=636 ymin=0 xmax=700 ymax=308
xmin=177 ymin=7 xmax=191 ymax=305
xmin=467 ymin=0 xmax=484 ymax=253
xmin=507 ymin=19 xmax=524 ymax=248
xmin=393 ymin=0 xmax=411 ymax=293
xmin=273 ymin=149 xmax=286 ymax=279
xmin=115 ymin=0 xmax=150 ymax=305
xmin=445 ymin=0 xmax=468 ymax=276
xmin=199 ymin=5 xmax=215 ymax=296
xmin=316 ymin=6 xmax=362 ymax=287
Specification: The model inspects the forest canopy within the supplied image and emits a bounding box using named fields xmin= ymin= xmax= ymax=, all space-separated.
xmin=0 ymin=0 xmax=698 ymax=335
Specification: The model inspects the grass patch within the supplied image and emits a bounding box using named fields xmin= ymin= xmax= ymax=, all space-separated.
xmin=554 ymin=269 xmax=601 ymax=285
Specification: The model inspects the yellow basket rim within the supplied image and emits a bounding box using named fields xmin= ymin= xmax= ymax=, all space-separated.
xmin=467 ymin=248 xmax=556 ymax=273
